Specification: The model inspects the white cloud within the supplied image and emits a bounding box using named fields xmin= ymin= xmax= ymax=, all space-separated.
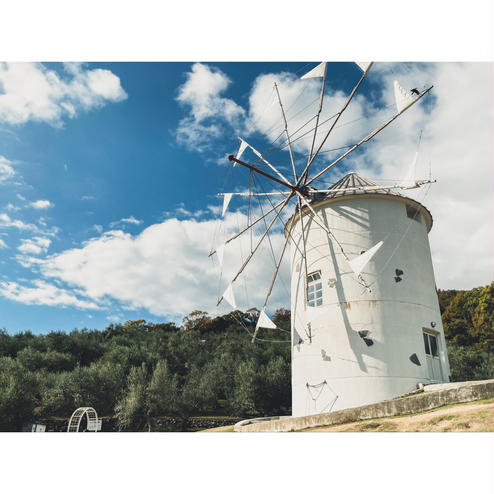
xmin=176 ymin=63 xmax=245 ymax=151
xmin=81 ymin=195 xmax=95 ymax=201
xmin=0 ymin=62 xmax=127 ymax=126
xmin=173 ymin=62 xmax=493 ymax=290
xmin=0 ymin=238 xmax=7 ymax=249
xmin=17 ymin=236 xmax=51 ymax=255
xmin=21 ymin=212 xmax=290 ymax=318
xmin=0 ymin=213 xmax=38 ymax=231
xmin=93 ymin=224 xmax=103 ymax=234
xmin=0 ymin=280 xmax=99 ymax=310
xmin=29 ymin=199 xmax=53 ymax=209
xmin=0 ymin=155 xmax=15 ymax=183
xmin=109 ymin=216 xmax=142 ymax=228
xmin=245 ymin=71 xmax=374 ymax=161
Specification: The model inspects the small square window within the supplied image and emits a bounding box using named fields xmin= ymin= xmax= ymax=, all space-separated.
xmin=307 ymin=271 xmax=323 ymax=307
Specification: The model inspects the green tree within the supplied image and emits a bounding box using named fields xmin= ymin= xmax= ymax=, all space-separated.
xmin=115 ymin=364 xmax=151 ymax=431
xmin=0 ymin=357 xmax=40 ymax=431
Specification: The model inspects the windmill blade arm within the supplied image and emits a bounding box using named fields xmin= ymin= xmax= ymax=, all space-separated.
xmin=216 ymin=192 xmax=295 ymax=306
xmin=237 ymin=140 xmax=293 ymax=187
xmin=209 ymin=196 xmax=287 ymax=257
xmin=309 ymin=180 xmax=436 ymax=194
xmin=251 ymin=233 xmax=291 ymax=343
xmin=229 ymin=156 xmax=295 ymax=191
xmin=296 ymin=63 xmax=374 ymax=187
xmin=306 ymin=63 xmax=328 ymax=163
xmin=306 ymin=85 xmax=433 ymax=186
xmin=274 ymin=82 xmax=298 ymax=182
xmin=217 ymin=191 xmax=290 ymax=197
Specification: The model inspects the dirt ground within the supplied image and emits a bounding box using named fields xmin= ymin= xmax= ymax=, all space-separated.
xmin=302 ymin=400 xmax=494 ymax=432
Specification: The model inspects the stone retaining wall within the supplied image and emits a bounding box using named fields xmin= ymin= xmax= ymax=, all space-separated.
xmin=234 ymin=379 xmax=494 ymax=432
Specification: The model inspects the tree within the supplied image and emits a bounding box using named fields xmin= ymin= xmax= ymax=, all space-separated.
xmin=115 ymin=364 xmax=151 ymax=431
xmin=230 ymin=360 xmax=258 ymax=416
xmin=181 ymin=311 xmax=212 ymax=332
xmin=0 ymin=357 xmax=40 ymax=431
xmin=472 ymin=282 xmax=494 ymax=351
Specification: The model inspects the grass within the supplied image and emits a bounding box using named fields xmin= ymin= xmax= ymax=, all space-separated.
xmin=199 ymin=397 xmax=494 ymax=432
xmin=300 ymin=398 xmax=494 ymax=432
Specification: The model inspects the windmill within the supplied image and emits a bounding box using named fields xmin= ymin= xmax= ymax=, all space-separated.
xmin=209 ymin=62 xmax=450 ymax=416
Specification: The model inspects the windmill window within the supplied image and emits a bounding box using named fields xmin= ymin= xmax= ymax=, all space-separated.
xmin=406 ymin=205 xmax=421 ymax=222
xmin=307 ymin=271 xmax=323 ymax=307
xmin=423 ymin=332 xmax=438 ymax=357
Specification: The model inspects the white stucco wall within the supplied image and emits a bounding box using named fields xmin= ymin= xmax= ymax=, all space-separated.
xmin=288 ymin=194 xmax=450 ymax=417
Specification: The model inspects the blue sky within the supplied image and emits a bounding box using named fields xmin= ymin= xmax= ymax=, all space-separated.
xmin=0 ymin=61 xmax=492 ymax=333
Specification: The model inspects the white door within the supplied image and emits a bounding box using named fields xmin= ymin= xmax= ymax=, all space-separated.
xmin=423 ymin=331 xmax=443 ymax=382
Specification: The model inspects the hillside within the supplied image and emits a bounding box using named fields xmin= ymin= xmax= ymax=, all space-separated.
xmin=0 ymin=284 xmax=492 ymax=432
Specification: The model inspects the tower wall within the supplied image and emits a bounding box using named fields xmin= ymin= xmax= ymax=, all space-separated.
xmin=289 ymin=194 xmax=450 ymax=417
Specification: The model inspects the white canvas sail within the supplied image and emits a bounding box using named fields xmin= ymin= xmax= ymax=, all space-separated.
xmin=235 ymin=138 xmax=248 ymax=162
xmin=394 ymin=80 xmax=417 ymax=113
xmin=256 ymin=310 xmax=277 ymax=330
xmin=216 ymin=243 xmax=225 ymax=267
xmin=222 ymin=283 xmax=236 ymax=309
xmin=293 ymin=326 xmax=304 ymax=346
xmin=355 ymin=62 xmax=371 ymax=72
xmin=222 ymin=193 xmax=232 ymax=217
xmin=348 ymin=240 xmax=384 ymax=277
xmin=301 ymin=62 xmax=327 ymax=80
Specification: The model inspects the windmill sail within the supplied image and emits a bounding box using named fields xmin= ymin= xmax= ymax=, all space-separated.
xmin=301 ymin=62 xmax=327 ymax=80
xmin=394 ymin=80 xmax=417 ymax=113
xmin=256 ymin=310 xmax=277 ymax=330
xmin=235 ymin=139 xmax=248 ymax=162
xmin=348 ymin=240 xmax=384 ymax=277
xmin=355 ymin=62 xmax=371 ymax=72
xmin=222 ymin=283 xmax=236 ymax=309
xmin=222 ymin=193 xmax=232 ymax=217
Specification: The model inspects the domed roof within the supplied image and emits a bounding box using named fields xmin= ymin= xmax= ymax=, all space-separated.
xmin=308 ymin=172 xmax=402 ymax=203
xmin=288 ymin=172 xmax=434 ymax=233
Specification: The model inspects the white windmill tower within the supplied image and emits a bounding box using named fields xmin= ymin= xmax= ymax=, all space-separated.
xmin=211 ymin=62 xmax=450 ymax=417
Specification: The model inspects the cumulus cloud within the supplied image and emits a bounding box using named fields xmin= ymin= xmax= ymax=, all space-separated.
xmin=29 ymin=199 xmax=53 ymax=209
xmin=17 ymin=236 xmax=51 ymax=255
xmin=0 ymin=62 xmax=127 ymax=126
xmin=0 ymin=155 xmax=15 ymax=183
xmin=0 ymin=280 xmax=99 ymax=310
xmin=175 ymin=63 xmax=245 ymax=151
xmin=12 ymin=211 xmax=289 ymax=317
xmin=0 ymin=213 xmax=38 ymax=231
xmin=245 ymin=71 xmax=375 ymax=164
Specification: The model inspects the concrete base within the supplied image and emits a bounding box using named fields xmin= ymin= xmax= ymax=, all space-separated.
xmin=234 ymin=379 xmax=494 ymax=432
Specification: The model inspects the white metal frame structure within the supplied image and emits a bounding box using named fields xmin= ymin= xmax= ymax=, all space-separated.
xmin=67 ymin=407 xmax=99 ymax=432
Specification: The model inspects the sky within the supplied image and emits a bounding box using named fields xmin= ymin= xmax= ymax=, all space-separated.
xmin=0 ymin=61 xmax=492 ymax=333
